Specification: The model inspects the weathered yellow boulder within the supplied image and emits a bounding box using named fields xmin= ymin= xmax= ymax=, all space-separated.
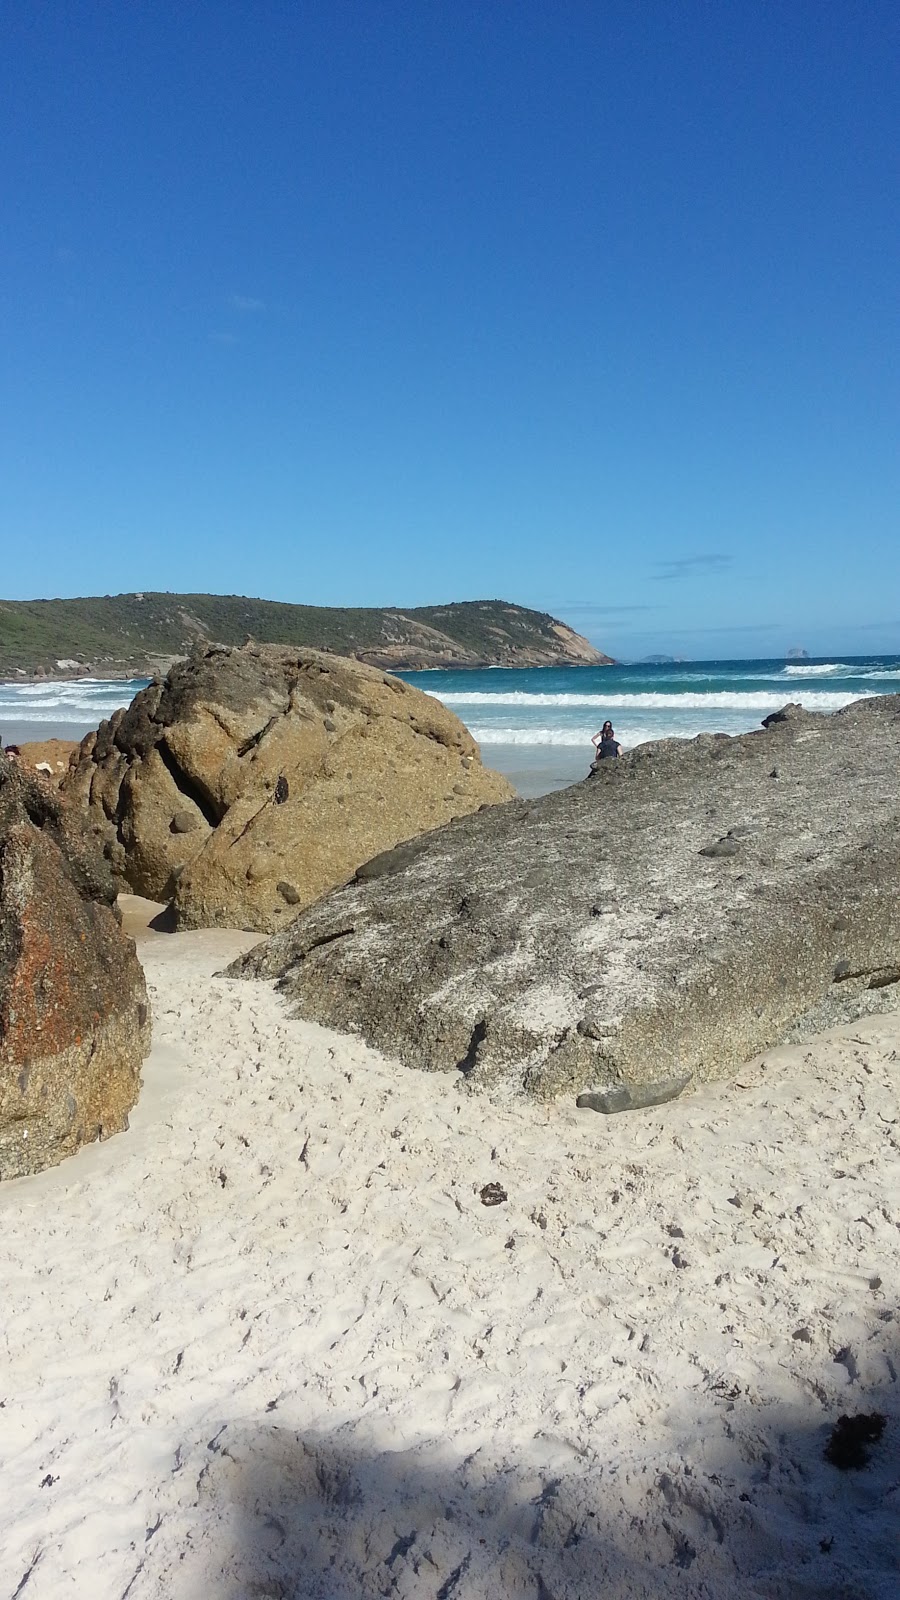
xmin=64 ymin=644 xmax=514 ymax=931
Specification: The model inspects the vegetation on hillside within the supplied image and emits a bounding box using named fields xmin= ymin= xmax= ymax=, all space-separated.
xmin=0 ymin=592 xmax=611 ymax=675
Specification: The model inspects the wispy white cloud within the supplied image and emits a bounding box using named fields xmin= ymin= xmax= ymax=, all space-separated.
xmin=652 ymin=554 xmax=734 ymax=581
xmin=641 ymin=619 xmax=779 ymax=637
xmin=556 ymin=602 xmax=658 ymax=616
xmin=209 ymin=331 xmax=240 ymax=345
xmin=228 ymin=294 xmax=266 ymax=312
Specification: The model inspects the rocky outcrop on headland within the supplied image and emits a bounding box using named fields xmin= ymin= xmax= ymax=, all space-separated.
xmin=63 ymin=644 xmax=515 ymax=932
xmin=231 ymin=695 xmax=900 ymax=1101
xmin=0 ymin=751 xmax=150 ymax=1179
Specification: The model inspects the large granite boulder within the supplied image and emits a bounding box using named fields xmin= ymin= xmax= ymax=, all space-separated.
xmin=63 ymin=644 xmax=514 ymax=932
xmin=0 ymin=751 xmax=150 ymax=1179
xmin=231 ymin=696 xmax=900 ymax=1101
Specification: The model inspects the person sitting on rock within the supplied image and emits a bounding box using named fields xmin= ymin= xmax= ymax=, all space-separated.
xmin=590 ymin=721 xmax=621 ymax=770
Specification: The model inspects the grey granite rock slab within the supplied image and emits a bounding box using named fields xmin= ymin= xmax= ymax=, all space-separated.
xmin=230 ymin=696 xmax=900 ymax=1100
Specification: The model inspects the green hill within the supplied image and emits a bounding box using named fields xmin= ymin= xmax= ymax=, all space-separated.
xmin=0 ymin=592 xmax=612 ymax=677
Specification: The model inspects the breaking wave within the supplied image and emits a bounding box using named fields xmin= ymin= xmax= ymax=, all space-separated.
xmin=781 ymin=662 xmax=851 ymax=677
xmin=0 ymin=678 xmax=147 ymax=725
xmin=781 ymin=662 xmax=900 ymax=680
xmin=437 ymin=690 xmax=869 ymax=712
xmin=473 ymin=726 xmax=658 ymax=747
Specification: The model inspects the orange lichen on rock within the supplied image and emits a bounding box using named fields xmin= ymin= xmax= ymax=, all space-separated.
xmin=0 ymin=750 xmax=150 ymax=1179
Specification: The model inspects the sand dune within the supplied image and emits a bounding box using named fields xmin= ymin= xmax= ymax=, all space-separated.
xmin=1 ymin=899 xmax=897 ymax=1598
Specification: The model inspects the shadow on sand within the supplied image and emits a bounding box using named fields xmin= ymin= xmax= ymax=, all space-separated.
xmin=170 ymin=1364 xmax=897 ymax=1600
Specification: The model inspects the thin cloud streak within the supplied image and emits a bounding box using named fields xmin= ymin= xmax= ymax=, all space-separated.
xmin=652 ymin=554 xmax=734 ymax=581
xmin=553 ymin=603 xmax=658 ymax=616
xmin=631 ymin=620 xmax=780 ymax=638
xmin=652 ymin=619 xmax=900 ymax=638
xmin=228 ymin=294 xmax=266 ymax=312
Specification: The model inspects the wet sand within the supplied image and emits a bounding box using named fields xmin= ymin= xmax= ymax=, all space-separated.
xmin=477 ymin=742 xmax=592 ymax=797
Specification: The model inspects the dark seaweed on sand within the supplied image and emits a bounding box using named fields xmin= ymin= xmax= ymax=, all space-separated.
xmin=823 ymin=1412 xmax=886 ymax=1470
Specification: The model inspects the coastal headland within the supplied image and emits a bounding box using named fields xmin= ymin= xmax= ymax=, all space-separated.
xmin=0 ymin=592 xmax=612 ymax=680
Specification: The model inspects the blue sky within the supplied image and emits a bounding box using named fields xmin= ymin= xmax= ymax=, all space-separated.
xmin=2 ymin=1 xmax=898 ymax=659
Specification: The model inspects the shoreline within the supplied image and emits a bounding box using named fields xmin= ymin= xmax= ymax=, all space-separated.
xmin=4 ymin=659 xmax=900 ymax=803
xmin=0 ymin=653 xmax=615 ymax=687
xmin=0 ymin=666 xmax=166 ymax=685
xmin=476 ymin=741 xmax=593 ymax=796
xmin=1 ymin=718 xmax=99 ymax=747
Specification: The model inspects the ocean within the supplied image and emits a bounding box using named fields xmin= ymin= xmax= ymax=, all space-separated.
xmin=406 ymin=656 xmax=900 ymax=793
xmin=3 ymin=656 xmax=899 ymax=797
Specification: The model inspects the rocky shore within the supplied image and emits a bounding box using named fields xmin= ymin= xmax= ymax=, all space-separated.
xmin=1 ymin=657 xmax=898 ymax=1599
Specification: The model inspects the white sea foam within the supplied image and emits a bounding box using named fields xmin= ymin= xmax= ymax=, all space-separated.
xmin=436 ymin=689 xmax=869 ymax=711
xmin=474 ymin=726 xmax=603 ymax=746
xmin=9 ymin=684 xmax=109 ymax=701
xmin=474 ymin=726 xmax=667 ymax=747
xmin=648 ymin=666 xmax=900 ymax=684
xmin=0 ymin=677 xmax=146 ymax=725
xmin=819 ymin=665 xmax=900 ymax=680
xmin=781 ymin=662 xmax=852 ymax=678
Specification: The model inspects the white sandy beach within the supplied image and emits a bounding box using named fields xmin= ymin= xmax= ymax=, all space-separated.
xmin=2 ymin=899 xmax=898 ymax=1600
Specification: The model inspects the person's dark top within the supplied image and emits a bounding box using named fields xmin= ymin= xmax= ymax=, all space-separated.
xmin=598 ymin=736 xmax=620 ymax=759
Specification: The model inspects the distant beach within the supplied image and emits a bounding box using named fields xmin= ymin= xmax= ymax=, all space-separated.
xmin=5 ymin=657 xmax=899 ymax=797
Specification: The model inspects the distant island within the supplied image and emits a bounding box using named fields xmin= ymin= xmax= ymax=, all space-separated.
xmin=785 ymin=647 xmax=810 ymax=660
xmin=637 ymin=653 xmax=688 ymax=665
xmin=0 ymin=593 xmax=614 ymax=678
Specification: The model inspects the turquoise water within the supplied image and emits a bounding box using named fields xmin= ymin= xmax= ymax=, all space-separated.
xmin=2 ymin=658 xmax=898 ymax=794
xmin=401 ymin=656 xmax=900 ymax=751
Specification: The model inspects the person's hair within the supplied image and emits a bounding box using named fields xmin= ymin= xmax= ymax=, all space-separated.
xmin=602 ymin=721 xmax=614 ymax=735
